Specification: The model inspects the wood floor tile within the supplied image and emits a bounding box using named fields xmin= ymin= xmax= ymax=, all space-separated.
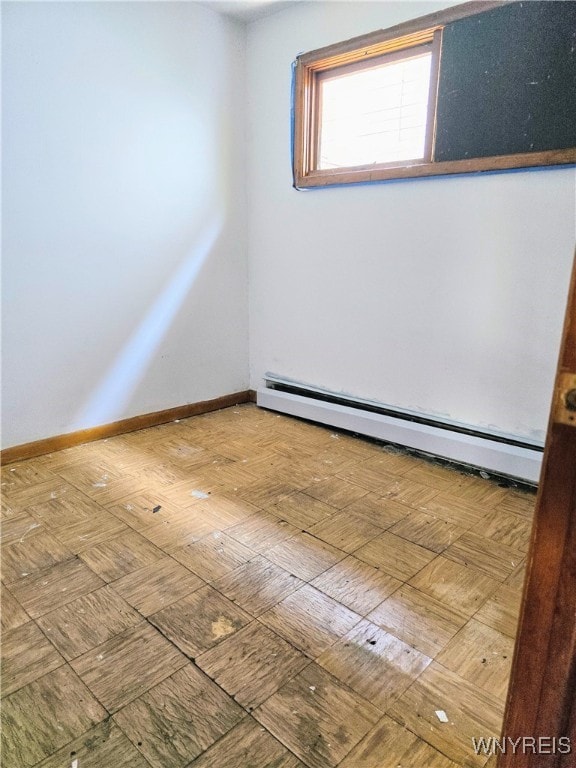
xmin=1 ymin=461 xmax=56 ymax=492
xmin=378 ymin=476 xmax=440 ymax=508
xmin=51 ymin=511 xmax=128 ymax=554
xmin=1 ymin=665 xmax=106 ymax=768
xmin=197 ymin=621 xmax=309 ymax=710
xmin=367 ymin=584 xmax=467 ymax=658
xmin=442 ymin=531 xmax=522 ymax=582
xmin=440 ymin=476 xmax=508 ymax=507
xmin=253 ymin=663 xmax=381 ymax=768
xmin=474 ymin=583 xmax=523 ymax=638
xmin=114 ymin=664 xmax=243 ymax=767
xmin=343 ymin=493 xmax=412 ymax=530
xmin=1 ymin=621 xmax=65 ymax=697
xmin=340 ymin=715 xmax=462 ymax=768
xmin=0 ymin=512 xmax=43 ymax=545
xmin=150 ymin=584 xmax=252 ymax=657
xmin=57 ymin=461 xmax=132 ymax=501
xmin=3 ymin=405 xmax=518 ymax=768
xmin=71 ymin=622 xmax=187 ymax=712
xmin=267 ymin=492 xmax=338 ymax=529
xmin=27 ymin=491 xmax=107 ymax=529
xmin=335 ymin=463 xmax=399 ymax=494
xmin=186 ymin=717 xmax=306 ymax=768
xmin=1 ymin=531 xmax=74 ymax=583
xmin=470 ymin=507 xmax=532 ymax=553
xmin=409 ymin=556 xmax=499 ymax=618
xmin=0 ymin=478 xmax=77 ymax=513
xmin=191 ymin=494 xmax=261 ymax=529
xmin=225 ymin=478 xmax=296 ymax=507
xmin=227 ymin=512 xmax=299 ymax=553
xmin=493 ymin=489 xmax=536 ymax=519
xmin=402 ymin=462 xmax=469 ymax=492
xmin=265 ymin=532 xmax=345 ymax=581
xmin=317 ymin=619 xmax=431 ymax=712
xmin=310 ymin=556 xmax=401 ymax=616
xmin=36 ymin=585 xmax=141 ymax=660
xmin=344 ymin=493 xmax=412 ymax=530
xmin=103 ymin=491 xmax=181 ymax=529
xmin=418 ymin=493 xmax=492 ymax=529
xmin=79 ymin=529 xmax=164 ymax=582
xmin=213 ymin=555 xmax=304 ymax=616
xmin=436 ymin=619 xmax=514 ymax=701
xmin=200 ymin=461 xmax=263 ymax=492
xmin=388 ymin=662 xmax=505 ymax=767
xmin=389 ymin=510 xmax=465 ymax=554
xmin=34 ymin=719 xmax=151 ymax=768
xmin=0 ymin=583 xmax=30 ymax=632
xmin=8 ymin=559 xmax=105 ymax=618
xmin=505 ymin=559 xmax=527 ymax=589
xmin=121 ymin=460 xmax=190 ymax=493
xmin=147 ymin=434 xmax=210 ymax=466
xmin=306 ymin=512 xmax=384 ymax=554
xmin=354 ymin=531 xmax=436 ymax=580
xmin=259 ymin=584 xmax=361 ymax=658
xmin=303 ymin=477 xmax=369 ymax=509
xmin=139 ymin=512 xmax=216 ymax=551
xmin=171 ymin=531 xmax=254 ymax=583
xmin=111 ymin=556 xmax=205 ymax=615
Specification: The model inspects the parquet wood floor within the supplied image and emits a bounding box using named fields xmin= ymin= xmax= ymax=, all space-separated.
xmin=1 ymin=404 xmax=535 ymax=767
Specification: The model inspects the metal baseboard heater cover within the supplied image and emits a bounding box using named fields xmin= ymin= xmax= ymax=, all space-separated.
xmin=257 ymin=376 xmax=543 ymax=484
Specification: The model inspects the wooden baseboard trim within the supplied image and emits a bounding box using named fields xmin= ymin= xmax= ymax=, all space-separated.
xmin=1 ymin=391 xmax=253 ymax=465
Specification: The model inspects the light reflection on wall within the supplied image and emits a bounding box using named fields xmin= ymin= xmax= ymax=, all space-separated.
xmin=72 ymin=214 xmax=223 ymax=430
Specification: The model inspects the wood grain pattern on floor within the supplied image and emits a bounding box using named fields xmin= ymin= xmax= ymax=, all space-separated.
xmin=149 ymin=584 xmax=253 ymax=657
xmin=310 ymin=555 xmax=401 ymax=616
xmin=213 ymin=555 xmax=304 ymax=616
xmin=1 ymin=621 xmax=65 ymax=697
xmin=259 ymin=584 xmax=361 ymax=658
xmin=187 ymin=717 xmax=306 ymax=768
xmin=36 ymin=585 xmax=141 ymax=660
xmin=113 ymin=664 xmax=244 ymax=767
xmin=70 ymin=622 xmax=188 ymax=712
xmin=1 ymin=666 xmax=106 ymax=768
xmin=339 ymin=715 xmax=461 ymax=768
xmin=0 ymin=403 xmax=536 ymax=768
xmin=253 ymin=663 xmax=381 ymax=768
xmin=33 ymin=720 xmax=151 ymax=768
xmin=196 ymin=620 xmax=309 ymax=710
xmin=111 ymin=555 xmax=205 ymax=616
xmin=388 ymin=661 xmax=505 ymax=768
xmin=7 ymin=558 xmax=105 ymax=618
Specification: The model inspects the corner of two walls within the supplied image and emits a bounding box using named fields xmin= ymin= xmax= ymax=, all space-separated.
xmin=1 ymin=1 xmax=250 ymax=449
xmin=246 ymin=1 xmax=576 ymax=444
xmin=3 ymin=1 xmax=575 ymax=452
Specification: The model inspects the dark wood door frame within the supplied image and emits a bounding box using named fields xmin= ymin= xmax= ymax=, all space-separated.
xmin=499 ymin=254 xmax=576 ymax=767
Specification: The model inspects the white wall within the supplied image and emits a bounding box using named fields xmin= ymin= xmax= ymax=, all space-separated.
xmin=247 ymin=1 xmax=576 ymax=442
xmin=2 ymin=1 xmax=249 ymax=448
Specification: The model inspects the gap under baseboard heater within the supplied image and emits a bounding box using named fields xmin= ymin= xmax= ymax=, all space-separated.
xmin=257 ymin=375 xmax=544 ymax=484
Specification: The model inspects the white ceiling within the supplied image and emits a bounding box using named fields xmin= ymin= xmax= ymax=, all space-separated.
xmin=205 ymin=0 xmax=302 ymax=23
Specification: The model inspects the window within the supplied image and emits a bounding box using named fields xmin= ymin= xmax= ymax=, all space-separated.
xmin=292 ymin=1 xmax=576 ymax=188
xmin=293 ymin=26 xmax=442 ymax=188
xmin=317 ymin=48 xmax=435 ymax=171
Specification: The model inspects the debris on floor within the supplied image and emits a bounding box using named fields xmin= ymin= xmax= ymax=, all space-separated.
xmin=435 ymin=710 xmax=449 ymax=723
xmin=190 ymin=489 xmax=210 ymax=499
xmin=152 ymin=505 xmax=162 ymax=513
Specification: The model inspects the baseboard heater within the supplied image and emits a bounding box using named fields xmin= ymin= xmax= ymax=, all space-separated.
xmin=257 ymin=375 xmax=544 ymax=484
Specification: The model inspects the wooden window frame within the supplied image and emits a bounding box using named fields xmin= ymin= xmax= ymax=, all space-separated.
xmin=293 ymin=0 xmax=576 ymax=188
